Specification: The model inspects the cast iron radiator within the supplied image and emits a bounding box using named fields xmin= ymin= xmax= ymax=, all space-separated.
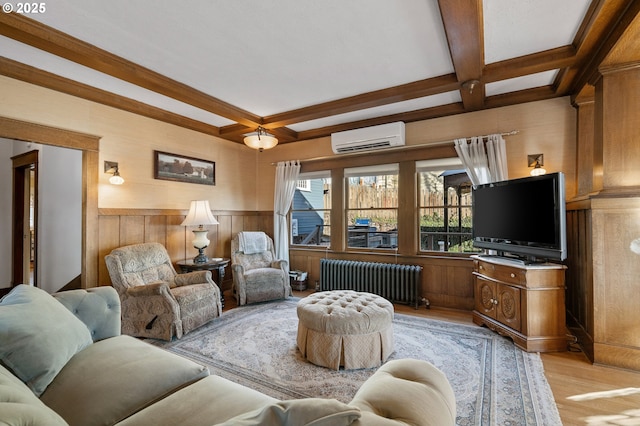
xmin=320 ymin=258 xmax=422 ymax=309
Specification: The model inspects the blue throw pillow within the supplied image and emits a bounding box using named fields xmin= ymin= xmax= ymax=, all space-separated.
xmin=0 ymin=285 xmax=93 ymax=396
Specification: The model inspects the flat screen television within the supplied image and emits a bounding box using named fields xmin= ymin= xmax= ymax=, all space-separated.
xmin=472 ymin=172 xmax=567 ymax=262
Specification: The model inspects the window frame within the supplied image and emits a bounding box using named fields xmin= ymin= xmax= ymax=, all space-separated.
xmin=416 ymin=159 xmax=478 ymax=254
xmin=344 ymin=164 xmax=399 ymax=251
xmin=290 ymin=172 xmax=331 ymax=248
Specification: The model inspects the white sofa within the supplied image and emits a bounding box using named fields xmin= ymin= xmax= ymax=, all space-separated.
xmin=0 ymin=285 xmax=456 ymax=426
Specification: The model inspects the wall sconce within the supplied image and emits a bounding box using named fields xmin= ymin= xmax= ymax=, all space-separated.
xmin=181 ymin=200 xmax=219 ymax=263
xmin=528 ymin=154 xmax=546 ymax=176
xmin=104 ymin=161 xmax=125 ymax=185
xmin=243 ymin=126 xmax=278 ymax=152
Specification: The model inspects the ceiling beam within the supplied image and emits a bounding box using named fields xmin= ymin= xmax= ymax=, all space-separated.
xmin=0 ymin=56 xmax=222 ymax=137
xmin=294 ymin=103 xmax=466 ymax=143
xmin=261 ymin=74 xmax=460 ymax=129
xmin=0 ymin=12 xmax=263 ymax=128
xmin=483 ymin=46 xmax=576 ymax=83
xmin=438 ymin=0 xmax=485 ymax=111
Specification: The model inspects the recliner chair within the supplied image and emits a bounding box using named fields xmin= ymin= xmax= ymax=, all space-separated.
xmin=105 ymin=242 xmax=222 ymax=340
xmin=231 ymin=232 xmax=291 ymax=306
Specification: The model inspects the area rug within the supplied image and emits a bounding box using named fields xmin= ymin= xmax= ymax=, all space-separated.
xmin=148 ymin=299 xmax=562 ymax=425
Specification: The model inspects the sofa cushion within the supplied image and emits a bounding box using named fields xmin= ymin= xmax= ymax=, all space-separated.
xmin=0 ymin=364 xmax=68 ymax=426
xmin=40 ymin=335 xmax=209 ymax=426
xmin=217 ymin=398 xmax=361 ymax=426
xmin=117 ymin=375 xmax=277 ymax=426
xmin=0 ymin=285 xmax=93 ymax=396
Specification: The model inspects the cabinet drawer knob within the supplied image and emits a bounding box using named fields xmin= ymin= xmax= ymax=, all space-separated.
xmin=510 ymin=273 xmax=516 ymax=278
xmin=479 ymin=265 xmax=484 ymax=270
xmin=493 ymin=299 xmax=498 ymax=305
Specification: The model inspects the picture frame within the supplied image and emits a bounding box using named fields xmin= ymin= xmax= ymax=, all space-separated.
xmin=154 ymin=151 xmax=215 ymax=186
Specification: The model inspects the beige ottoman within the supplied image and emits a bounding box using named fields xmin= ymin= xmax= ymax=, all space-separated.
xmin=296 ymin=290 xmax=394 ymax=370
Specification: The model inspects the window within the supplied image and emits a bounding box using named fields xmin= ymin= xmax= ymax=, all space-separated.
xmin=417 ymin=159 xmax=479 ymax=253
xmin=291 ymin=172 xmax=331 ymax=246
xmin=346 ymin=164 xmax=398 ymax=249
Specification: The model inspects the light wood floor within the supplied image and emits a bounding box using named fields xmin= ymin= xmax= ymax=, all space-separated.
xmin=223 ymin=290 xmax=640 ymax=426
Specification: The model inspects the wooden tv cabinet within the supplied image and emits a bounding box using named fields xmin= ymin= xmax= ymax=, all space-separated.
xmin=471 ymin=255 xmax=568 ymax=352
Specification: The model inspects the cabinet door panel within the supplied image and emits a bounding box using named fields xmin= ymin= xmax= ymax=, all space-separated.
xmin=496 ymin=285 xmax=521 ymax=332
xmin=474 ymin=276 xmax=496 ymax=318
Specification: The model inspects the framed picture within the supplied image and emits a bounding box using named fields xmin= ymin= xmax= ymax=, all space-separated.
xmin=154 ymin=151 xmax=215 ymax=186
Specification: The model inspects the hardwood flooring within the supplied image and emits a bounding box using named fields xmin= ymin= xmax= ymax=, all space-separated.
xmin=223 ymin=290 xmax=640 ymax=425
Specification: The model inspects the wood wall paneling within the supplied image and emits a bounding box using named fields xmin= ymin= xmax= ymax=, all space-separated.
xmin=97 ymin=210 xmax=275 ymax=292
xmin=289 ymin=248 xmax=475 ymax=311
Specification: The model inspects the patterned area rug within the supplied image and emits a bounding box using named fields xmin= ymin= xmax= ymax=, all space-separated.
xmin=148 ymin=298 xmax=562 ymax=425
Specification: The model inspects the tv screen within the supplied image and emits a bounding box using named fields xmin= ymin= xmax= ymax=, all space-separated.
xmin=472 ymin=172 xmax=567 ymax=262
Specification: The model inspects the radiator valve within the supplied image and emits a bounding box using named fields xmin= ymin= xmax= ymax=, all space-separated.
xmin=421 ymin=297 xmax=430 ymax=309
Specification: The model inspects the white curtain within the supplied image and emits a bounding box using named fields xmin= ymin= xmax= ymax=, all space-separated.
xmin=273 ymin=160 xmax=300 ymax=271
xmin=454 ymin=134 xmax=508 ymax=185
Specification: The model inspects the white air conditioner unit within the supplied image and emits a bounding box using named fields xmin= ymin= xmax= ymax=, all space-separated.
xmin=331 ymin=121 xmax=405 ymax=154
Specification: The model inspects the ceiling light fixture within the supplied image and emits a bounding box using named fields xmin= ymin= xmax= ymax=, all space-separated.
xmin=104 ymin=161 xmax=125 ymax=185
xmin=461 ymin=79 xmax=480 ymax=94
xmin=528 ymin=154 xmax=547 ymax=176
xmin=243 ymin=126 xmax=278 ymax=152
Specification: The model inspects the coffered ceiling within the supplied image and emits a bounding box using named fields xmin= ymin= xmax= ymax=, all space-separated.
xmin=0 ymin=1 xmax=638 ymax=145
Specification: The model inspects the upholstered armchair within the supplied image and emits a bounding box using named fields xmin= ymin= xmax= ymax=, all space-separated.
xmin=105 ymin=242 xmax=222 ymax=341
xmin=231 ymin=232 xmax=291 ymax=306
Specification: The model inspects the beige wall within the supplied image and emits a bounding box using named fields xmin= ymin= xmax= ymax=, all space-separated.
xmin=0 ymin=76 xmax=258 ymax=212
xmin=255 ymin=96 xmax=577 ymax=210
xmin=0 ymin=76 xmax=576 ymax=212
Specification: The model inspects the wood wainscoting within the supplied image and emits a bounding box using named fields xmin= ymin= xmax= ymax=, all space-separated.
xmin=98 ymin=208 xmax=476 ymax=311
xmin=98 ymin=208 xmax=274 ymax=292
xmin=289 ymin=248 xmax=475 ymax=311
xmin=566 ymin=195 xmax=640 ymax=371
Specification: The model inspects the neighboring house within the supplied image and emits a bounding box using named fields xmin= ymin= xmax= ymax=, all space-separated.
xmin=292 ymin=179 xmax=326 ymax=245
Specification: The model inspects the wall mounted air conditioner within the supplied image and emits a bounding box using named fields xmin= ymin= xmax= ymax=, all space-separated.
xmin=331 ymin=121 xmax=405 ymax=154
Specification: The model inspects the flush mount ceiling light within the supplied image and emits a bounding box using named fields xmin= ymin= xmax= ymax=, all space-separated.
xmin=461 ymin=79 xmax=480 ymax=94
xmin=104 ymin=160 xmax=125 ymax=185
xmin=243 ymin=126 xmax=278 ymax=152
xmin=528 ymin=154 xmax=547 ymax=176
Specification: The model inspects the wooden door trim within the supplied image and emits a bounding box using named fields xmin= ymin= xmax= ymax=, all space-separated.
xmin=1 ymin=116 xmax=100 ymax=289
xmin=11 ymin=150 xmax=38 ymax=287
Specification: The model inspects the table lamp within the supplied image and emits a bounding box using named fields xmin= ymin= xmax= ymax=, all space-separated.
xmin=181 ymin=200 xmax=219 ymax=263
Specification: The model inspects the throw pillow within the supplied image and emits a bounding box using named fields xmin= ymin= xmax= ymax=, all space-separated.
xmin=216 ymin=398 xmax=361 ymax=426
xmin=0 ymin=285 xmax=93 ymax=396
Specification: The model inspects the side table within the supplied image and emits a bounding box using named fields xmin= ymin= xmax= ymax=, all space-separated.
xmin=176 ymin=258 xmax=230 ymax=308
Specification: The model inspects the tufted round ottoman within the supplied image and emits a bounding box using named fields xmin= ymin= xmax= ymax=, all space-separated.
xmin=296 ymin=290 xmax=394 ymax=370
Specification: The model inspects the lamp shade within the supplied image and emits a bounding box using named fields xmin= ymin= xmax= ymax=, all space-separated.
xmin=244 ymin=127 xmax=278 ymax=150
xmin=181 ymin=200 xmax=219 ymax=227
xmin=109 ymin=170 xmax=125 ymax=185
xmin=530 ymin=165 xmax=547 ymax=176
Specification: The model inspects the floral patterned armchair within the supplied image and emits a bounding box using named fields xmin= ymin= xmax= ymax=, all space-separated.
xmin=231 ymin=232 xmax=291 ymax=306
xmin=105 ymin=242 xmax=222 ymax=341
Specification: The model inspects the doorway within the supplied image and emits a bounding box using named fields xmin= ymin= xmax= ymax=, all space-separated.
xmin=12 ymin=150 xmax=38 ymax=288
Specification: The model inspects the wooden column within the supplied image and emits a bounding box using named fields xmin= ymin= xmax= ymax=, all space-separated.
xmin=590 ymin=64 xmax=640 ymax=370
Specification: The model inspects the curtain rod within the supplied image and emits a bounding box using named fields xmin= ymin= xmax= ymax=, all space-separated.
xmin=427 ymin=129 xmax=519 ymax=147
xmin=271 ymin=130 xmax=519 ymax=165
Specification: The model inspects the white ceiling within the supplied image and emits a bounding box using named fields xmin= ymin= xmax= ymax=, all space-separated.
xmin=1 ymin=0 xmax=596 ymax=140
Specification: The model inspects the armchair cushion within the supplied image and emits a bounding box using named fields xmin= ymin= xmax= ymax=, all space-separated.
xmin=123 ymin=264 xmax=176 ymax=288
xmin=0 ymin=285 xmax=93 ymax=396
xmin=234 ymin=251 xmax=274 ymax=270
